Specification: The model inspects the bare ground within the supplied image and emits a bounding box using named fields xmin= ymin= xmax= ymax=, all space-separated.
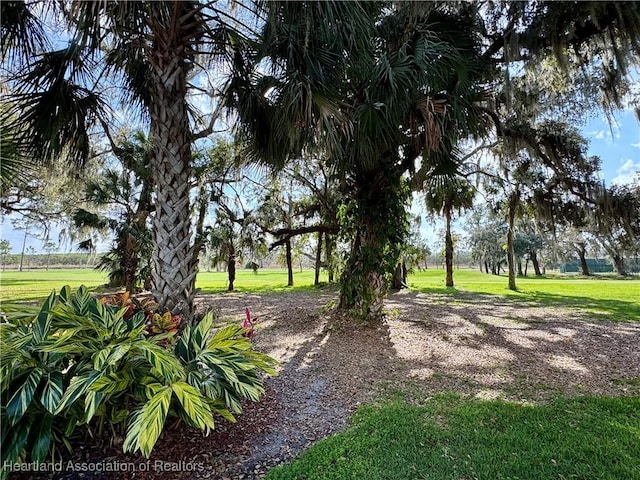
xmin=15 ymin=287 xmax=640 ymax=480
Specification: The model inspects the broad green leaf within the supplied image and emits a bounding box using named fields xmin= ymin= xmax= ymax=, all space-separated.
xmin=207 ymin=325 xmax=249 ymax=350
xmin=198 ymin=352 xmax=239 ymax=383
xmin=2 ymin=414 xmax=34 ymax=467
xmin=135 ymin=342 xmax=185 ymax=381
xmin=171 ymin=381 xmax=214 ymax=431
xmin=55 ymin=371 xmax=102 ymax=414
xmin=192 ymin=312 xmax=215 ymax=349
xmin=93 ymin=345 xmax=114 ymax=370
xmin=84 ymin=390 xmax=106 ymax=423
xmin=90 ymin=371 xmax=134 ymax=395
xmin=33 ymin=290 xmax=56 ymax=343
xmin=6 ymin=367 xmax=44 ymax=425
xmin=107 ymin=343 xmax=132 ymax=366
xmin=27 ymin=413 xmax=53 ymax=463
xmin=40 ymin=371 xmax=64 ymax=415
xmin=123 ymin=386 xmax=172 ymax=457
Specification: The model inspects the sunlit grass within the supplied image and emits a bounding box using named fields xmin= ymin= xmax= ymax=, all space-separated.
xmin=265 ymin=394 xmax=640 ymax=480
xmin=0 ymin=269 xmax=109 ymax=303
xmin=409 ymin=268 xmax=640 ymax=321
xmin=1 ymin=267 xmax=638 ymax=321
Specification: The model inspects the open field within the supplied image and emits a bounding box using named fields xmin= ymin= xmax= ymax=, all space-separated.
xmin=2 ymin=267 xmax=638 ymax=321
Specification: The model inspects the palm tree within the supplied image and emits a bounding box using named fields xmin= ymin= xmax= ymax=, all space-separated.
xmin=230 ymin=2 xmax=491 ymax=317
xmin=1 ymin=1 xmax=258 ymax=320
xmin=425 ymin=176 xmax=476 ymax=287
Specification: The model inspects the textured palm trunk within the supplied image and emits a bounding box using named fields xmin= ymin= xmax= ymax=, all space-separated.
xmin=444 ymin=205 xmax=454 ymax=287
xmin=338 ymin=166 xmax=406 ymax=318
xmin=338 ymin=223 xmax=387 ymax=317
xmin=147 ymin=6 xmax=198 ymax=320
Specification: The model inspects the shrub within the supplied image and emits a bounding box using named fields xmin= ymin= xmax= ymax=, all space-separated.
xmin=0 ymin=286 xmax=277 ymax=476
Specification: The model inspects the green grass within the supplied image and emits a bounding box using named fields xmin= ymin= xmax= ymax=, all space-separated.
xmin=1 ymin=268 xmax=638 ymax=321
xmin=196 ymin=268 xmax=333 ymax=294
xmin=408 ymin=269 xmax=640 ymax=321
xmin=0 ymin=269 xmax=109 ymax=303
xmin=0 ymin=268 xmax=330 ymax=303
xmin=266 ymin=394 xmax=640 ymax=480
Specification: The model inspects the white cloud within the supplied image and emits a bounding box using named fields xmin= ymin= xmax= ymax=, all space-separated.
xmin=611 ymin=158 xmax=640 ymax=185
xmin=631 ymin=142 xmax=640 ymax=149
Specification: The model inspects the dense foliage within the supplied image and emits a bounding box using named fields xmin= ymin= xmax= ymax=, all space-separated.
xmin=0 ymin=286 xmax=277 ymax=475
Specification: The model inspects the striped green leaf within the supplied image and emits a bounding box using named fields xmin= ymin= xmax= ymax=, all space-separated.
xmin=6 ymin=367 xmax=44 ymax=425
xmin=27 ymin=413 xmax=53 ymax=463
xmin=171 ymin=381 xmax=214 ymax=431
xmin=90 ymin=371 xmax=134 ymax=395
xmin=55 ymin=371 xmax=101 ymax=414
xmin=93 ymin=345 xmax=114 ymax=370
xmin=84 ymin=390 xmax=106 ymax=423
xmin=40 ymin=371 xmax=64 ymax=415
xmin=33 ymin=290 xmax=56 ymax=343
xmin=123 ymin=385 xmax=172 ymax=457
xmin=135 ymin=342 xmax=185 ymax=381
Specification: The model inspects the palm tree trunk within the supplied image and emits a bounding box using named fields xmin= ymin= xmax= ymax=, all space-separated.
xmin=338 ymin=165 xmax=407 ymax=318
xmin=147 ymin=6 xmax=198 ymax=320
xmin=444 ymin=205 xmax=454 ymax=287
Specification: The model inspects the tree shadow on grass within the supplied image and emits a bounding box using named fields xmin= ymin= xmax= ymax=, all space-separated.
xmin=410 ymin=285 xmax=640 ymax=322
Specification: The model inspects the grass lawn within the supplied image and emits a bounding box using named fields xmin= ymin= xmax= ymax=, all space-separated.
xmin=0 ymin=269 xmax=109 ymax=303
xmin=266 ymin=394 xmax=640 ymax=480
xmin=1 ymin=268 xmax=638 ymax=321
xmin=409 ymin=268 xmax=640 ymax=321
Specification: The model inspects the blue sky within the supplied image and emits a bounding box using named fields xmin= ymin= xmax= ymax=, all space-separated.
xmin=583 ymin=109 xmax=640 ymax=186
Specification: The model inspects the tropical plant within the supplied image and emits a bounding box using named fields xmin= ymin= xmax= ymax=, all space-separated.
xmin=0 ymin=1 xmax=263 ymax=321
xmin=0 ymin=285 xmax=277 ymax=473
xmin=425 ymin=176 xmax=476 ymax=287
xmin=231 ymin=2 xmax=492 ymax=317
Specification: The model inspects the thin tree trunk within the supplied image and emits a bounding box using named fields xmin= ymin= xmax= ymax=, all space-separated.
xmin=314 ymin=231 xmax=322 ymax=285
xmin=517 ymin=259 xmax=523 ymax=276
xmin=391 ymin=261 xmax=407 ymax=289
xmin=524 ymin=258 xmax=529 ymax=276
xmin=506 ymin=190 xmax=518 ymax=291
xmin=147 ymin=5 xmax=199 ymax=320
xmin=286 ymin=239 xmax=294 ymax=286
xmin=227 ymin=245 xmax=236 ymax=291
xmin=19 ymin=229 xmax=27 ymax=272
xmin=325 ymin=234 xmax=334 ymax=283
xmin=444 ymin=205 xmax=454 ymax=287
